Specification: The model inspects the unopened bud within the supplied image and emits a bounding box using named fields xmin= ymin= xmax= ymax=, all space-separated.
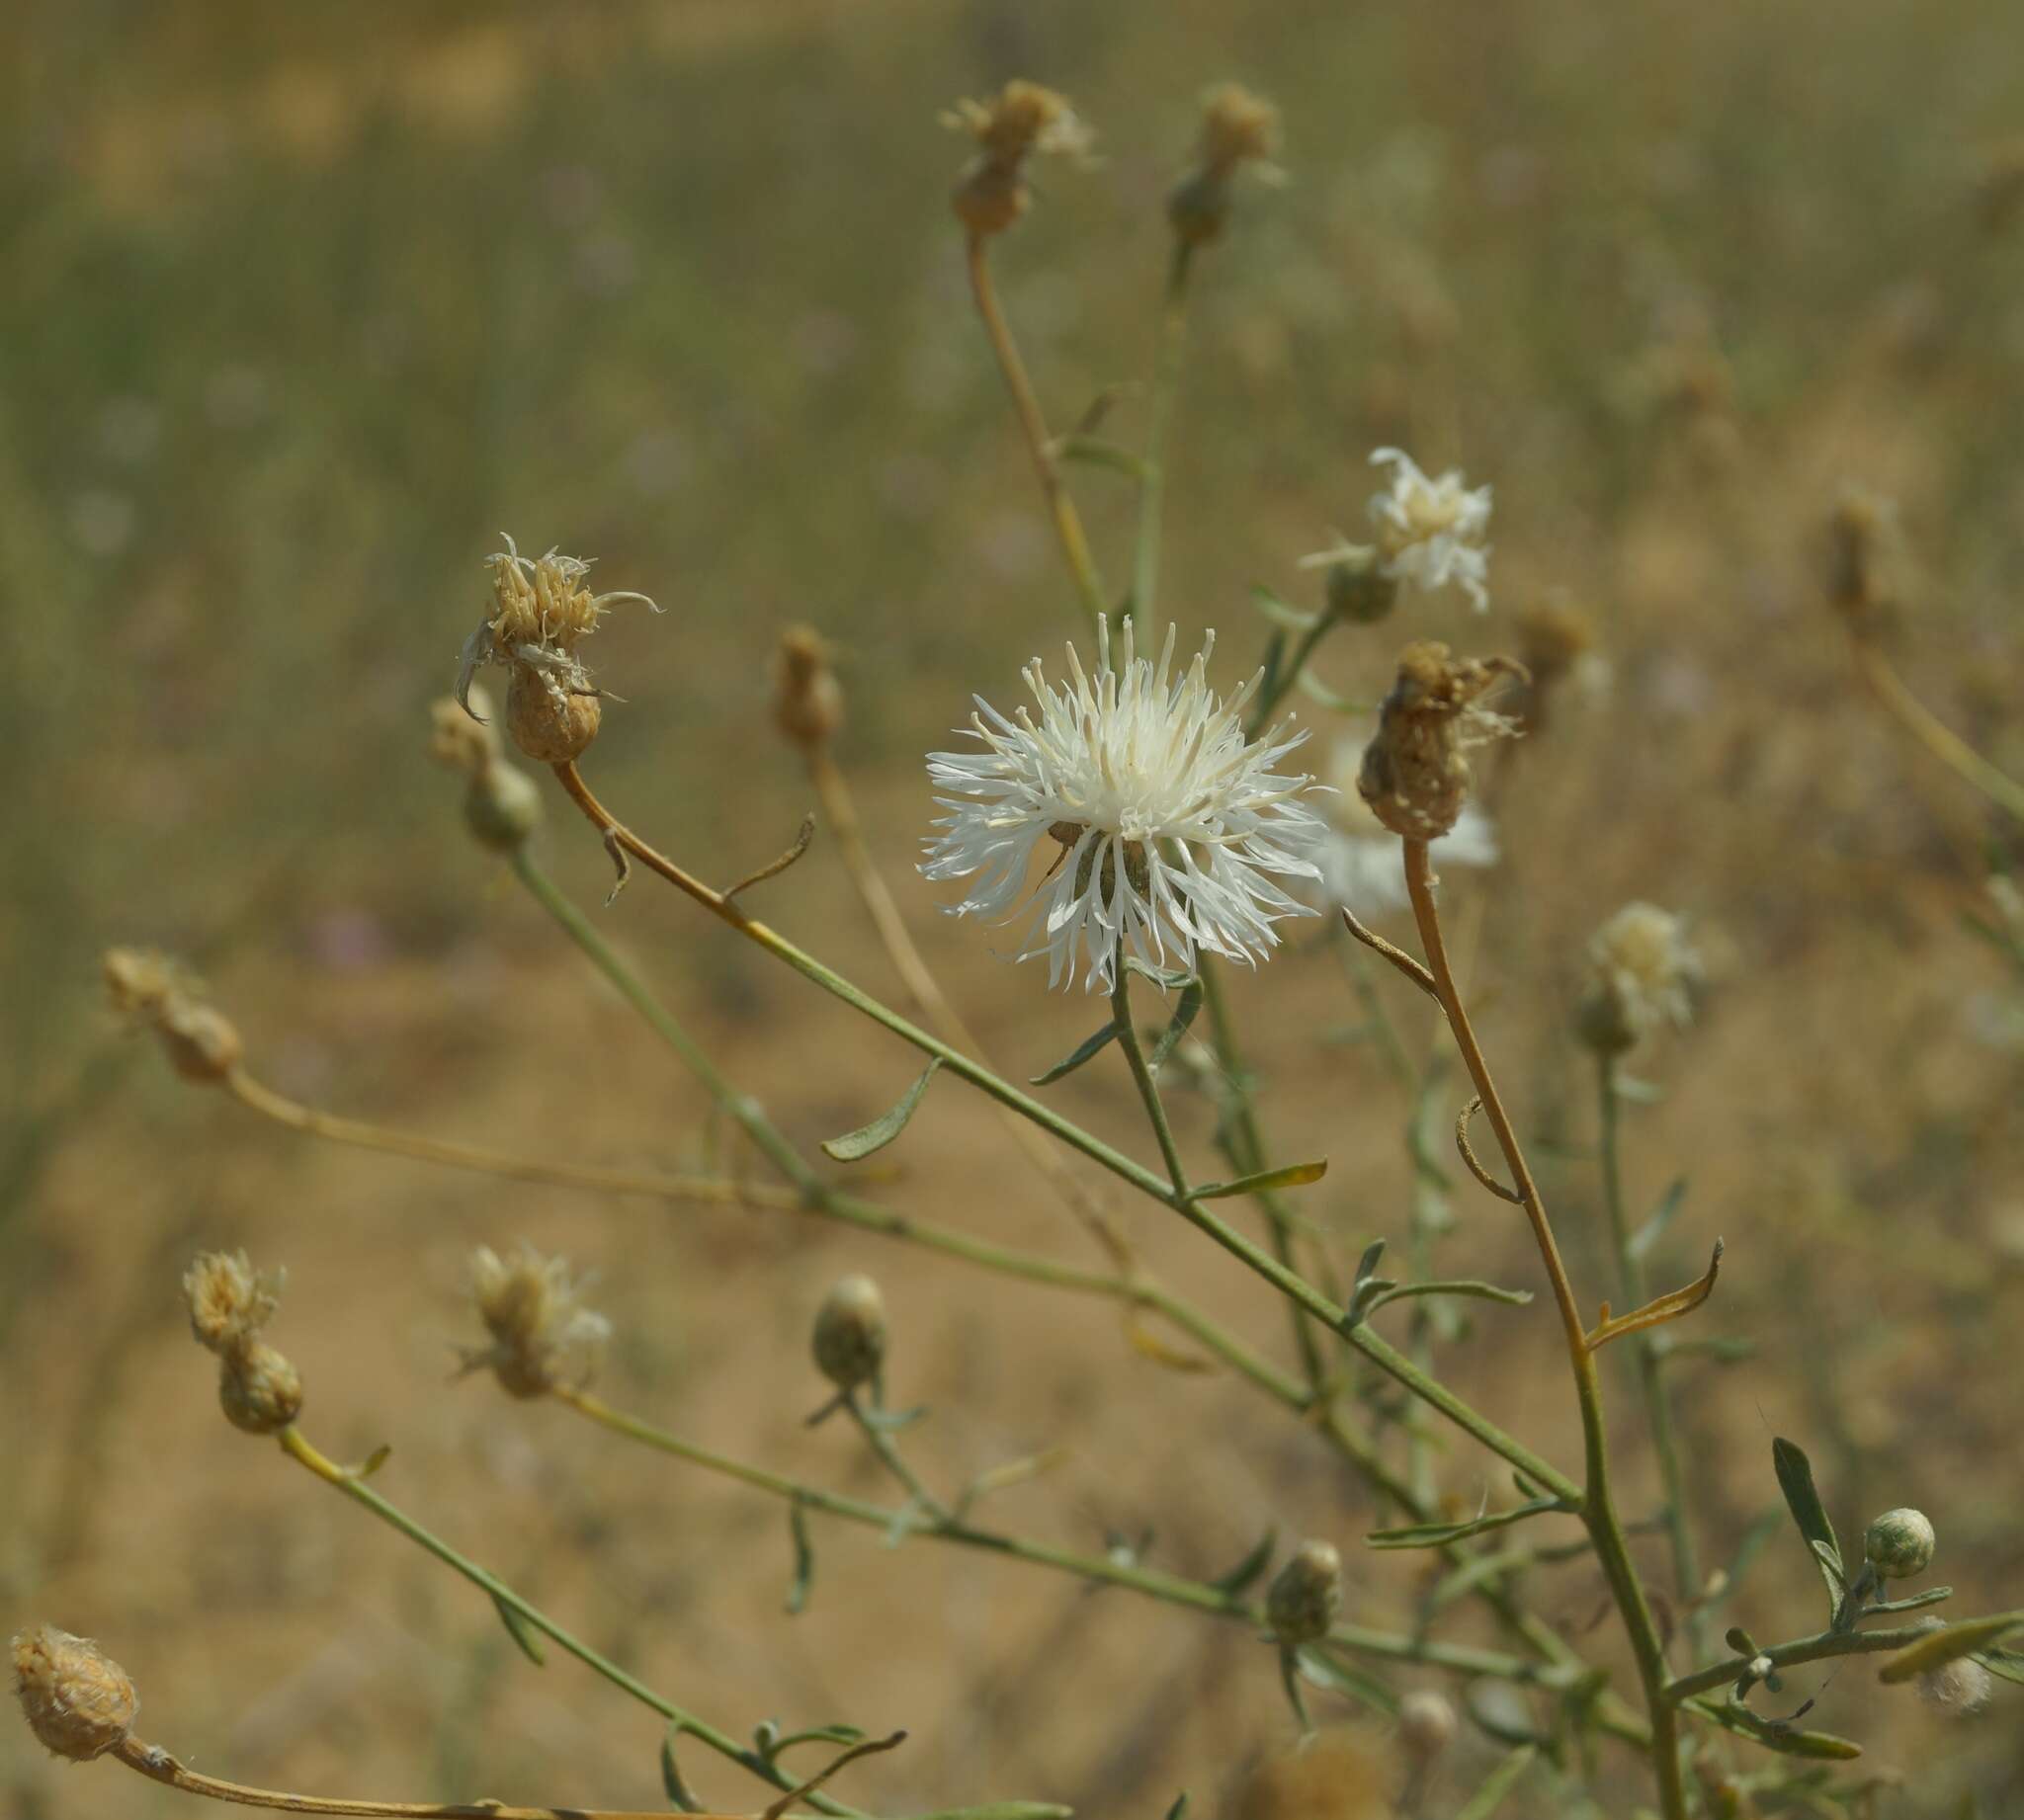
xmin=104 ymin=949 xmax=243 ymax=1086
xmin=1824 ymin=486 xmax=1903 ymax=625
xmin=1265 ymin=1538 xmax=1342 ymax=1645
xmin=11 ymin=1626 xmax=137 ymax=1762
xmin=772 ymin=626 xmax=844 ymax=750
xmin=1865 ymin=1508 xmax=1935 ymax=1580
xmin=218 ymin=1340 xmax=303 ymax=1435
xmin=1396 ymin=1688 xmax=1456 ymax=1762
xmin=431 ymin=690 xmax=544 ymax=851
xmin=944 ymin=82 xmax=1092 ymax=240
xmin=1322 ymin=546 xmax=1399 ymax=624
xmin=811 ymin=1274 xmax=886 ymax=1393
xmin=1357 ymin=642 xmax=1522 ymax=840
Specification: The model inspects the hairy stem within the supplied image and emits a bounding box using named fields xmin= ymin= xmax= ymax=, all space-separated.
xmin=964 ymin=232 xmax=1109 ymax=631
xmin=1402 ymin=841 xmax=1685 ymax=1820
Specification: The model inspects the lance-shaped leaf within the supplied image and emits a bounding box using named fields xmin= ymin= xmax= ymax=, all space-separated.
xmin=1367 ymin=1494 xmax=1575 ymax=1551
xmin=1162 ymin=1797 xmax=1190 ymax=1820
xmin=1052 ymin=434 xmax=1150 ymax=480
xmin=659 ymin=1723 xmax=705 ymax=1812
xmin=1878 ymin=1611 xmax=2024 ymax=1684
xmin=822 ymin=1058 xmax=942 ymax=1161
xmin=1193 ymin=1159 xmax=1328 ymax=1200
xmin=1295 ymin=1644 xmax=1398 ymax=1714
xmin=1358 ymin=1280 xmax=1535 ymax=1320
xmin=1866 ymin=1584 xmax=1953 ymax=1617
xmin=1771 ymin=1436 xmax=1844 ymax=1612
xmin=1973 ymin=1645 xmax=2024 ymax=1687
xmin=1585 ymin=1238 xmax=1724 ymax=1352
xmin=1454 ymin=1745 xmax=1537 ymax=1820
xmin=1147 ymin=974 xmax=1205 ymax=1070
xmin=761 ymin=1723 xmax=865 ymax=1766
xmin=1685 ymin=1696 xmax=1861 ymax=1760
xmin=1030 ymin=1020 xmax=1123 ymax=1086
xmin=1294 ymin=669 xmax=1370 ymax=715
xmin=489 ymin=1594 xmax=547 ymax=1666
xmin=1210 ymin=1526 xmax=1277 ymax=1596
xmin=785 ymin=1498 xmax=814 ymax=1615
xmin=1250 ymin=584 xmax=1322 ymax=631
xmin=1629 ymin=1176 xmax=1689 ymax=1262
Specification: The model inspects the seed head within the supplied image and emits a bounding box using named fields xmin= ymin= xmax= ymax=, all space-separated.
xmin=1266 ymin=1538 xmax=1343 ymax=1645
xmin=1575 ymin=902 xmax=1702 ymax=1055
xmin=461 ymin=1244 xmax=611 ymax=1400
xmin=454 ymin=537 xmax=658 ymax=768
xmin=1356 ymin=642 xmax=1522 ymax=841
xmin=1168 ymin=84 xmax=1282 ymax=248
xmin=218 ymin=1340 xmax=304 ymax=1435
xmin=1864 ymin=1508 xmax=1935 ymax=1580
xmin=183 ymin=1249 xmax=281 ymax=1355
xmin=944 ymin=81 xmax=1093 ymax=238
xmin=104 ymin=948 xmax=244 ymax=1085
xmin=772 ymin=625 xmax=845 ymax=750
xmin=12 ymin=1626 xmax=137 ymax=1763
xmin=1916 ymin=1655 xmax=1991 ymax=1716
xmin=811 ymin=1274 xmax=887 ymax=1393
xmin=1395 ymin=1688 xmax=1457 ymax=1763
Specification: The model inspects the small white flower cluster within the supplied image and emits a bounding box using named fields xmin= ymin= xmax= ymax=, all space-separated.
xmin=922 ymin=618 xmax=1324 ymax=992
xmin=1303 ymin=449 xmax=1494 ymax=614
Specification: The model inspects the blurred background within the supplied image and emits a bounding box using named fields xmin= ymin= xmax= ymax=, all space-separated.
xmin=5 ymin=0 xmax=2024 ymax=1814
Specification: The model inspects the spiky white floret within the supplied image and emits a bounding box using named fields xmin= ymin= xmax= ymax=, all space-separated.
xmin=921 ymin=618 xmax=1324 ymax=992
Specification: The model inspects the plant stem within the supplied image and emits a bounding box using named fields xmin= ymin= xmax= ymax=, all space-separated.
xmin=1109 ymin=967 xmax=1191 ymax=1197
xmin=845 ymin=1395 xmax=950 ymax=1523
xmin=1131 ymin=241 xmax=1193 ymax=620
xmin=1663 ymin=1619 xmax=1942 ymax=1703
xmin=1850 ymin=634 xmax=2024 ymax=825
xmin=112 ymin=1737 xmax=737 ymax=1819
xmin=1401 ymin=841 xmax=1685 ymax=1820
xmin=964 ymin=232 xmax=1109 ymax=632
xmin=1598 ymin=1053 xmax=1705 ymax=1665
xmin=274 ymin=1428 xmax=852 ymax=1815
xmin=550 ymin=1389 xmax=1563 ymax=1690
xmin=543 ymin=771 xmax=1579 ymax=1501
xmin=1244 ymin=612 xmax=1339 ymax=739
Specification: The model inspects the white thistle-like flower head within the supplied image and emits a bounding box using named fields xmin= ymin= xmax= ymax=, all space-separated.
xmin=1311 ymin=733 xmax=1497 ymax=918
xmin=1366 ymin=448 xmax=1492 ymax=611
xmin=1578 ymin=901 xmax=1703 ymax=1053
xmin=921 ymin=618 xmax=1324 ymax=992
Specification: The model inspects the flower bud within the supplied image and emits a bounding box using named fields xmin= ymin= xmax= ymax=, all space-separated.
xmin=218 ymin=1341 xmax=303 ymax=1435
xmin=431 ymin=691 xmax=544 ymax=851
xmin=11 ymin=1626 xmax=137 ymax=1762
xmin=811 ymin=1274 xmax=886 ymax=1393
xmin=1824 ymin=486 xmax=1903 ymax=625
xmin=105 ymin=949 xmax=243 ymax=1087
xmin=1167 ymin=85 xmax=1281 ymax=249
xmin=1864 ymin=1508 xmax=1935 ymax=1580
xmin=1357 ymin=642 xmax=1522 ymax=840
xmin=1395 ymin=1688 xmax=1456 ymax=1764
xmin=1265 ymin=1539 xmax=1343 ymax=1645
xmin=944 ymin=82 xmax=1091 ymax=239
xmin=772 ymin=626 xmax=844 ymax=750
xmin=1322 ymin=546 xmax=1399 ymax=625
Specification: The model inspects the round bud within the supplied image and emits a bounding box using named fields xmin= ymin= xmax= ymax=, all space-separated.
xmin=218 ymin=1341 xmax=303 ymax=1436
xmin=812 ymin=1275 xmax=886 ymax=1393
xmin=1864 ymin=1508 xmax=1935 ymax=1580
xmin=11 ymin=1625 xmax=138 ymax=1762
xmin=1323 ymin=548 xmax=1400 ymax=625
xmin=157 ymin=1000 xmax=244 ymax=1084
xmin=1166 ymin=169 xmax=1231 ymax=247
xmin=772 ymin=626 xmax=845 ymax=750
xmin=1265 ymin=1538 xmax=1343 ymax=1646
xmin=505 ymin=672 xmax=601 ymax=766
xmin=1573 ymin=981 xmax=1640 ymax=1057
xmin=464 ymin=764 xmax=544 ymax=851
xmin=953 ymin=164 xmax=1027 ymax=238
xmin=1396 ymin=1688 xmax=1457 ymax=1763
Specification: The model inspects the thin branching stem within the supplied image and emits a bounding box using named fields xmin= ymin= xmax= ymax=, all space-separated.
xmin=1131 ymin=240 xmax=1194 ymax=620
xmin=1664 ymin=1620 xmax=1941 ymax=1703
xmin=274 ymin=1428 xmax=855 ymax=1815
xmin=1850 ymin=634 xmax=2024 ymax=825
xmin=1244 ymin=613 xmax=1338 ymax=739
xmin=1401 ymin=840 xmax=1686 ymax=1820
xmin=844 ymin=1395 xmax=950 ymax=1523
xmin=964 ymin=233 xmax=1109 ymax=631
xmin=1110 ymin=967 xmax=1191 ymax=1197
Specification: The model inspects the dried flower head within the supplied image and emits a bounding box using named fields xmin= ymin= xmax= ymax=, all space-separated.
xmin=104 ymin=948 xmax=244 ymax=1085
xmin=455 ymin=537 xmax=658 ymax=766
xmin=1916 ymin=1655 xmax=1991 ymax=1717
xmin=1311 ymin=733 xmax=1496 ymax=918
xmin=183 ymin=1249 xmax=281 ymax=1355
xmin=12 ymin=1626 xmax=137 ymax=1762
xmin=1265 ymin=1539 xmax=1343 ymax=1646
xmin=811 ymin=1273 xmax=887 ymax=1393
xmin=1228 ymin=1724 xmax=1398 ymax=1820
xmin=1865 ymin=1508 xmax=1936 ymax=1581
xmin=944 ymin=81 xmax=1092 ymax=237
xmin=1396 ymin=1688 xmax=1458 ymax=1763
xmin=922 ymin=617 xmax=1323 ymax=992
xmin=429 ymin=688 xmax=544 ymax=850
xmin=1824 ymin=485 xmax=1905 ymax=626
xmin=462 ymin=1244 xmax=611 ymax=1399
xmin=1168 ymin=84 xmax=1283 ymax=247
xmin=1512 ymin=599 xmax=1609 ymax=732
xmin=1575 ymin=902 xmax=1702 ymax=1055
xmin=772 ymin=625 xmax=845 ymax=750
xmin=218 ymin=1340 xmax=305 ymax=1435
xmin=1357 ymin=642 xmax=1522 ymax=841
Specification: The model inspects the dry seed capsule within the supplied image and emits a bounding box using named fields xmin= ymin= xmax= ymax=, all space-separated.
xmin=218 ymin=1341 xmax=303 ymax=1436
xmin=811 ymin=1274 xmax=886 ymax=1393
xmin=1265 ymin=1539 xmax=1343 ymax=1645
xmin=11 ymin=1626 xmax=138 ymax=1762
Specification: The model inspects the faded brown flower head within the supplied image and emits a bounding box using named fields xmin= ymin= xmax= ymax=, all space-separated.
xmin=945 ymin=81 xmax=1092 ymax=238
xmin=772 ymin=625 xmax=845 ymax=750
xmin=462 ymin=1244 xmax=611 ymax=1399
xmin=1265 ymin=1538 xmax=1344 ymax=1646
xmin=1357 ymin=642 xmax=1522 ymax=840
xmin=183 ymin=1249 xmax=281 ymax=1354
xmin=12 ymin=1626 xmax=137 ymax=1763
xmin=811 ymin=1273 xmax=886 ymax=1393
xmin=1228 ymin=1725 xmax=1396 ymax=1820
xmin=1395 ymin=1688 xmax=1457 ymax=1763
xmin=455 ymin=537 xmax=658 ymax=766
xmin=1576 ymin=902 xmax=1702 ymax=1056
xmin=1512 ymin=598 xmax=1606 ymax=731
xmin=1824 ymin=485 xmax=1905 ymax=627
xmin=104 ymin=949 xmax=243 ymax=1085
xmin=1169 ymin=84 xmax=1283 ymax=247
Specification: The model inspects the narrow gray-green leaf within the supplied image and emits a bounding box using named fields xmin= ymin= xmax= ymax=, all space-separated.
xmin=1368 ymin=1496 xmax=1573 ymax=1550
xmin=1972 ymin=1646 xmax=2024 ymax=1686
xmin=1054 ymin=434 xmax=1150 ymax=481
xmin=1629 ymin=1176 xmax=1689 ymax=1262
xmin=1125 ymin=956 xmax=1197 ymax=991
xmin=785 ymin=1498 xmax=814 ymax=1615
xmin=1148 ymin=976 xmax=1205 ymax=1070
xmin=1162 ymin=1797 xmax=1189 ymax=1820
xmin=1454 ymin=1745 xmax=1538 ymax=1820
xmin=660 ymin=1724 xmax=704 ymax=1812
xmin=1360 ymin=1280 xmax=1534 ymax=1318
xmin=1210 ymin=1526 xmax=1277 ymax=1596
xmin=1686 ymin=1696 xmax=1861 ymax=1760
xmin=1194 ymin=1159 xmax=1327 ymax=1200
xmin=1880 ymin=1612 xmax=2024 ymax=1683
xmin=1250 ymin=584 xmax=1321 ymax=631
xmin=822 ymin=1058 xmax=942 ymax=1161
xmin=490 ymin=1595 xmax=546 ymax=1667
xmin=1867 ymin=1585 xmax=1953 ymax=1616
xmin=1030 ymin=1021 xmax=1122 ymax=1087
xmin=1772 ymin=1437 xmax=1843 ymax=1613
xmin=1352 ymin=1238 xmax=1388 ymax=1284
xmin=1294 ymin=669 xmax=1369 ymax=715
xmin=1294 ymin=1644 xmax=1398 ymax=1714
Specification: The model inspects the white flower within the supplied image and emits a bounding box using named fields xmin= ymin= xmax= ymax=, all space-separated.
xmin=1309 ymin=733 xmax=1497 ymax=917
xmin=1580 ymin=902 xmax=1702 ymax=1051
xmin=1307 ymin=448 xmax=1493 ymax=613
xmin=921 ymin=618 xmax=1324 ymax=992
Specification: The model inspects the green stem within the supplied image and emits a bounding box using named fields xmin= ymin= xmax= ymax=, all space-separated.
xmin=552 ymin=1390 xmax=1563 ymax=1691
xmin=1598 ymin=1054 xmax=1705 ymax=1665
xmin=1245 ymin=612 xmax=1338 ymax=739
xmin=275 ymin=1428 xmax=851 ymax=1815
xmin=1131 ymin=241 xmax=1194 ymax=620
xmin=1664 ymin=1619 xmax=1941 ymax=1703
xmin=846 ymin=1395 xmax=950 ymax=1523
xmin=1110 ymin=967 xmax=1191 ymax=1197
